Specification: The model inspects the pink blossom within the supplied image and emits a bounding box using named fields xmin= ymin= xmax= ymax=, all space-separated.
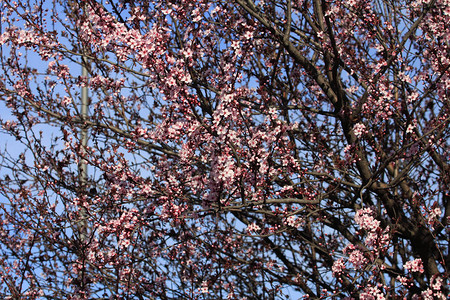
xmin=332 ymin=258 xmax=346 ymax=276
xmin=348 ymin=249 xmax=367 ymax=269
xmin=355 ymin=208 xmax=380 ymax=231
xmin=247 ymin=223 xmax=261 ymax=233
xmin=0 ymin=0 xmax=448 ymax=298
xmin=353 ymin=123 xmax=367 ymax=138
xmin=404 ymin=259 xmax=424 ymax=273
xmin=430 ymin=276 xmax=443 ymax=291
xmin=427 ymin=206 xmax=442 ymax=226
xmin=421 ymin=289 xmax=434 ymax=300
xmin=360 ymin=286 xmax=386 ymax=300
xmin=397 ymin=275 xmax=411 ymax=287
xmin=284 ymin=216 xmax=305 ymax=228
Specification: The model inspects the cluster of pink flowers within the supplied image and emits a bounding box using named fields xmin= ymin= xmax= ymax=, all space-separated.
xmin=354 ymin=207 xmax=390 ymax=252
xmin=0 ymin=0 xmax=448 ymax=298
xmin=404 ymin=258 xmax=424 ymax=273
xmin=331 ymin=258 xmax=346 ymax=276
xmin=284 ymin=215 xmax=305 ymax=229
xmin=354 ymin=207 xmax=379 ymax=230
xmin=360 ymin=285 xmax=386 ymax=300
xmin=333 ymin=207 xmax=394 ymax=294
xmin=246 ymin=223 xmax=261 ymax=233
xmin=352 ymin=124 xmax=368 ymax=140
xmin=426 ymin=206 xmax=442 ymax=228
xmin=347 ymin=249 xmax=367 ymax=269
xmin=417 ymin=276 xmax=446 ymax=300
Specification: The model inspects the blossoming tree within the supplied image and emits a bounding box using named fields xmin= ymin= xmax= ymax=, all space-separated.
xmin=0 ymin=0 xmax=448 ymax=298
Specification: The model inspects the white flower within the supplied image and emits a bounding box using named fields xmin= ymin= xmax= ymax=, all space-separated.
xmin=406 ymin=124 xmax=415 ymax=134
